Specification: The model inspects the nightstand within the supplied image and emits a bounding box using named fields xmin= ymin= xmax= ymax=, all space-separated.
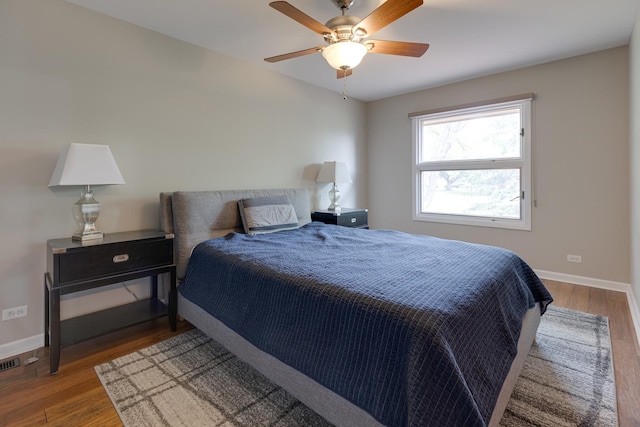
xmin=44 ymin=229 xmax=176 ymax=375
xmin=312 ymin=208 xmax=368 ymax=229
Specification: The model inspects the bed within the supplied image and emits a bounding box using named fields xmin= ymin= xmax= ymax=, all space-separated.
xmin=160 ymin=188 xmax=552 ymax=427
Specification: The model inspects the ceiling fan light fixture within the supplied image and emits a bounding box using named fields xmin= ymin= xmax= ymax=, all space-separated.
xmin=322 ymin=41 xmax=367 ymax=70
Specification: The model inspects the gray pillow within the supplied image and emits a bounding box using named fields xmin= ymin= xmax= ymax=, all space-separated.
xmin=238 ymin=196 xmax=299 ymax=235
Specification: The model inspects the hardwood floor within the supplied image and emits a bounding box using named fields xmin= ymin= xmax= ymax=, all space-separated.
xmin=543 ymin=280 xmax=640 ymax=427
xmin=0 ymin=318 xmax=193 ymax=426
xmin=0 ymin=281 xmax=639 ymax=426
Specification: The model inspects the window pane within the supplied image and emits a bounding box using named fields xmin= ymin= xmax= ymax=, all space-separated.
xmin=420 ymin=169 xmax=521 ymax=219
xmin=420 ymin=109 xmax=521 ymax=162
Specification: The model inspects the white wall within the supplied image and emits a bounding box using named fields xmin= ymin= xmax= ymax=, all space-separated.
xmin=0 ymin=0 xmax=367 ymax=354
xmin=368 ymin=47 xmax=630 ymax=285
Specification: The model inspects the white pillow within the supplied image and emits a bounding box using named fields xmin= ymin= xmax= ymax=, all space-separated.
xmin=238 ymin=196 xmax=299 ymax=235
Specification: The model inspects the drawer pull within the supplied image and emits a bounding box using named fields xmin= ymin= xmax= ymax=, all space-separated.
xmin=113 ymin=254 xmax=129 ymax=263
xmin=351 ymin=218 xmax=357 ymax=223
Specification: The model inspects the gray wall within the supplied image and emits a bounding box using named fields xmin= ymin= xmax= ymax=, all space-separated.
xmin=367 ymin=47 xmax=630 ymax=285
xmin=0 ymin=0 xmax=367 ymax=352
xmin=631 ymin=8 xmax=640 ymax=335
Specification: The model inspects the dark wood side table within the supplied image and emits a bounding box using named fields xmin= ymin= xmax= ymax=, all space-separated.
xmin=45 ymin=229 xmax=176 ymax=375
xmin=311 ymin=208 xmax=369 ymax=229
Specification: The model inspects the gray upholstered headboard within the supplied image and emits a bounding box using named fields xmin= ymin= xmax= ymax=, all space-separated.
xmin=160 ymin=188 xmax=312 ymax=280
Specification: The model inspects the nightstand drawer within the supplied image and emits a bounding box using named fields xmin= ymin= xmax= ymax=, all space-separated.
xmin=336 ymin=210 xmax=367 ymax=227
xmin=312 ymin=208 xmax=368 ymax=228
xmin=57 ymin=238 xmax=173 ymax=284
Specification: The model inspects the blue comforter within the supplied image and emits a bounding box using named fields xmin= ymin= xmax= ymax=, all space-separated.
xmin=179 ymin=222 xmax=552 ymax=426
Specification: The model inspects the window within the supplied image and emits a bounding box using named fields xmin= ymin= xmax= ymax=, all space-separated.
xmin=411 ymin=95 xmax=532 ymax=230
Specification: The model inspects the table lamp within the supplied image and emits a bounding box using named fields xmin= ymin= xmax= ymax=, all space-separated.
xmin=316 ymin=161 xmax=352 ymax=212
xmin=49 ymin=143 xmax=125 ymax=241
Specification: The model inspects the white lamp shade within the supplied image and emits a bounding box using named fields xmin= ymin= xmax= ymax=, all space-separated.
xmin=49 ymin=143 xmax=125 ymax=186
xmin=322 ymin=41 xmax=367 ymax=70
xmin=316 ymin=161 xmax=353 ymax=184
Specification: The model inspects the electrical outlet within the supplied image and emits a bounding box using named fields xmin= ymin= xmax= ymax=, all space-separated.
xmin=2 ymin=305 xmax=28 ymax=321
xmin=567 ymin=254 xmax=582 ymax=263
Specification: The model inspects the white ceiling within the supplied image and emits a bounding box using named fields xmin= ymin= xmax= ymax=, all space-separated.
xmin=65 ymin=0 xmax=640 ymax=102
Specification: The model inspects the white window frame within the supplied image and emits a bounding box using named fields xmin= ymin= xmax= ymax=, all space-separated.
xmin=411 ymin=97 xmax=532 ymax=231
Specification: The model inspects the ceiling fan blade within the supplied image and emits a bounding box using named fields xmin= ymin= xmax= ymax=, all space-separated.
xmin=354 ymin=0 xmax=423 ymax=36
xmin=269 ymin=1 xmax=334 ymax=36
xmin=337 ymin=68 xmax=353 ymax=79
xmin=264 ymin=47 xmax=323 ymax=63
xmin=366 ymin=40 xmax=429 ymax=57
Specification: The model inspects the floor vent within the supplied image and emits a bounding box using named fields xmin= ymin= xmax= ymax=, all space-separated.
xmin=0 ymin=357 xmax=20 ymax=372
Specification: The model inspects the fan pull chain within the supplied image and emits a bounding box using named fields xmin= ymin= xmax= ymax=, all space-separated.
xmin=342 ymin=69 xmax=348 ymax=100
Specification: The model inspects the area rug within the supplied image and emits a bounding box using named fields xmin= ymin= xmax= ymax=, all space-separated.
xmin=95 ymin=306 xmax=617 ymax=426
xmin=500 ymin=306 xmax=617 ymax=426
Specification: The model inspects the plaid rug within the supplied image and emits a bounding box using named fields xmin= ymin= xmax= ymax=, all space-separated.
xmin=96 ymin=306 xmax=617 ymax=426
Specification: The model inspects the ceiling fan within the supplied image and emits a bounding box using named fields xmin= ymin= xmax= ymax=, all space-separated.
xmin=264 ymin=0 xmax=429 ymax=79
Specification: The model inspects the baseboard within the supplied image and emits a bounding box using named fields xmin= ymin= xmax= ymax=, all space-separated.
xmin=0 ymin=333 xmax=44 ymax=361
xmin=536 ymin=269 xmax=640 ymax=349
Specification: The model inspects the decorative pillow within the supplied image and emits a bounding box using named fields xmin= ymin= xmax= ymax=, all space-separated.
xmin=238 ymin=196 xmax=299 ymax=235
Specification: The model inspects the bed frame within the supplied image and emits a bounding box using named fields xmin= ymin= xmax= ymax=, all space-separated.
xmin=160 ymin=188 xmax=541 ymax=427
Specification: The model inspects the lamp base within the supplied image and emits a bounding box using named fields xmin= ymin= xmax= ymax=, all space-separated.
xmin=71 ymin=185 xmax=104 ymax=241
xmin=327 ymin=183 xmax=342 ymax=213
xmin=72 ymin=230 xmax=103 ymax=242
